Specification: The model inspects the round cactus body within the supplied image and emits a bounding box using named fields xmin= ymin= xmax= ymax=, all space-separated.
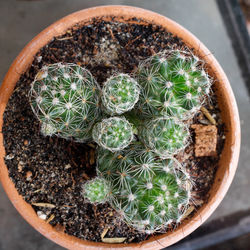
xmin=139 ymin=117 xmax=190 ymax=158
xmin=102 ymin=74 xmax=140 ymax=115
xmin=29 ymin=63 xmax=101 ymax=142
xmin=82 ymin=177 xmax=111 ymax=204
xmin=96 ymin=144 xmax=192 ymax=232
xmin=137 ymin=50 xmax=211 ymax=120
xmin=92 ymin=117 xmax=134 ymax=152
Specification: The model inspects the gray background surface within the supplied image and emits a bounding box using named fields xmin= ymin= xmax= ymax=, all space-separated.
xmin=0 ymin=0 xmax=249 ymax=249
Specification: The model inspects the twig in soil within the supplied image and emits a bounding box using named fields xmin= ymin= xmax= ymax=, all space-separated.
xmin=82 ymin=172 xmax=90 ymax=180
xmin=93 ymin=205 xmax=97 ymax=218
xmin=200 ymin=106 xmax=216 ymax=125
xmin=46 ymin=214 xmax=55 ymax=223
xmin=107 ymin=26 xmax=115 ymax=40
xmin=90 ymin=149 xmax=95 ymax=165
xmin=33 ymin=189 xmax=42 ymax=193
xmin=32 ymin=202 xmax=56 ymax=208
xmin=124 ymin=35 xmax=142 ymax=48
xmin=70 ymin=172 xmax=76 ymax=186
xmin=56 ymin=36 xmax=73 ymax=41
xmin=62 ymin=205 xmax=74 ymax=208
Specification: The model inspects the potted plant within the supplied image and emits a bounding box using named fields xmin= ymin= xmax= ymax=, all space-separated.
xmin=0 ymin=5 xmax=240 ymax=249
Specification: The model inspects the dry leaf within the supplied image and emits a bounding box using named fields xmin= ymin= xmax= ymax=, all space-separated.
xmin=101 ymin=237 xmax=126 ymax=243
xmin=101 ymin=227 xmax=109 ymax=239
xmin=181 ymin=205 xmax=195 ymax=221
xmin=32 ymin=202 xmax=56 ymax=208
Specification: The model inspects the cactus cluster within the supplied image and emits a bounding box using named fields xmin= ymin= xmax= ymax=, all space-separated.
xmin=30 ymin=49 xmax=211 ymax=234
xmin=91 ymin=144 xmax=192 ymax=232
xmin=136 ymin=50 xmax=211 ymax=120
xmin=29 ymin=63 xmax=101 ymax=142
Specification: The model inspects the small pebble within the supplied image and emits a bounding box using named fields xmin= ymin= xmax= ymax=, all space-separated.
xmin=26 ymin=171 xmax=33 ymax=181
xmin=37 ymin=211 xmax=47 ymax=220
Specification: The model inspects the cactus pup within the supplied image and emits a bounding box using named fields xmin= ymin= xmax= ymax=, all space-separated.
xmin=101 ymin=73 xmax=140 ymax=115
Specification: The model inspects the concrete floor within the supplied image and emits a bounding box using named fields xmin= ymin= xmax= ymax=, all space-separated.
xmin=0 ymin=0 xmax=250 ymax=249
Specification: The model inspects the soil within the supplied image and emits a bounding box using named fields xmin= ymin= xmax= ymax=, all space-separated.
xmin=2 ymin=18 xmax=225 ymax=243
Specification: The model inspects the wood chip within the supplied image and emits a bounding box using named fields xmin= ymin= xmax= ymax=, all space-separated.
xmin=191 ymin=124 xmax=217 ymax=157
xmin=200 ymin=107 xmax=216 ymax=125
xmin=101 ymin=237 xmax=126 ymax=243
xmin=32 ymin=202 xmax=56 ymax=208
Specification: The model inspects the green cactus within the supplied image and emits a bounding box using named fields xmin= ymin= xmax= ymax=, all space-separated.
xmin=139 ymin=117 xmax=190 ymax=158
xmin=82 ymin=177 xmax=111 ymax=204
xmin=96 ymin=144 xmax=192 ymax=233
xmin=102 ymin=73 xmax=140 ymax=115
xmin=29 ymin=63 xmax=101 ymax=142
xmin=136 ymin=50 xmax=211 ymax=120
xmin=92 ymin=117 xmax=134 ymax=152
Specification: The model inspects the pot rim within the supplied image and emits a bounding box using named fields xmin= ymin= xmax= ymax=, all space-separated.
xmin=0 ymin=5 xmax=241 ymax=250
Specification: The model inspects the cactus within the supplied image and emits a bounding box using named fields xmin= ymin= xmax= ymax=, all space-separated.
xmin=29 ymin=63 xmax=101 ymax=142
xmin=96 ymin=144 xmax=192 ymax=232
xmin=136 ymin=50 xmax=211 ymax=120
xmin=82 ymin=177 xmax=111 ymax=204
xmin=102 ymin=74 xmax=140 ymax=115
xmin=139 ymin=117 xmax=190 ymax=158
xmin=92 ymin=117 xmax=134 ymax=152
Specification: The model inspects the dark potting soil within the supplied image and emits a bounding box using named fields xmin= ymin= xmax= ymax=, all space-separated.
xmin=2 ymin=18 xmax=225 ymax=243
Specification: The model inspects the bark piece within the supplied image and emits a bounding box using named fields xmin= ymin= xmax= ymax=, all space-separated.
xmin=191 ymin=124 xmax=217 ymax=157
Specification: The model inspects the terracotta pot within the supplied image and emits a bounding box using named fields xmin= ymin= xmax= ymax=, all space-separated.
xmin=0 ymin=5 xmax=240 ymax=250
